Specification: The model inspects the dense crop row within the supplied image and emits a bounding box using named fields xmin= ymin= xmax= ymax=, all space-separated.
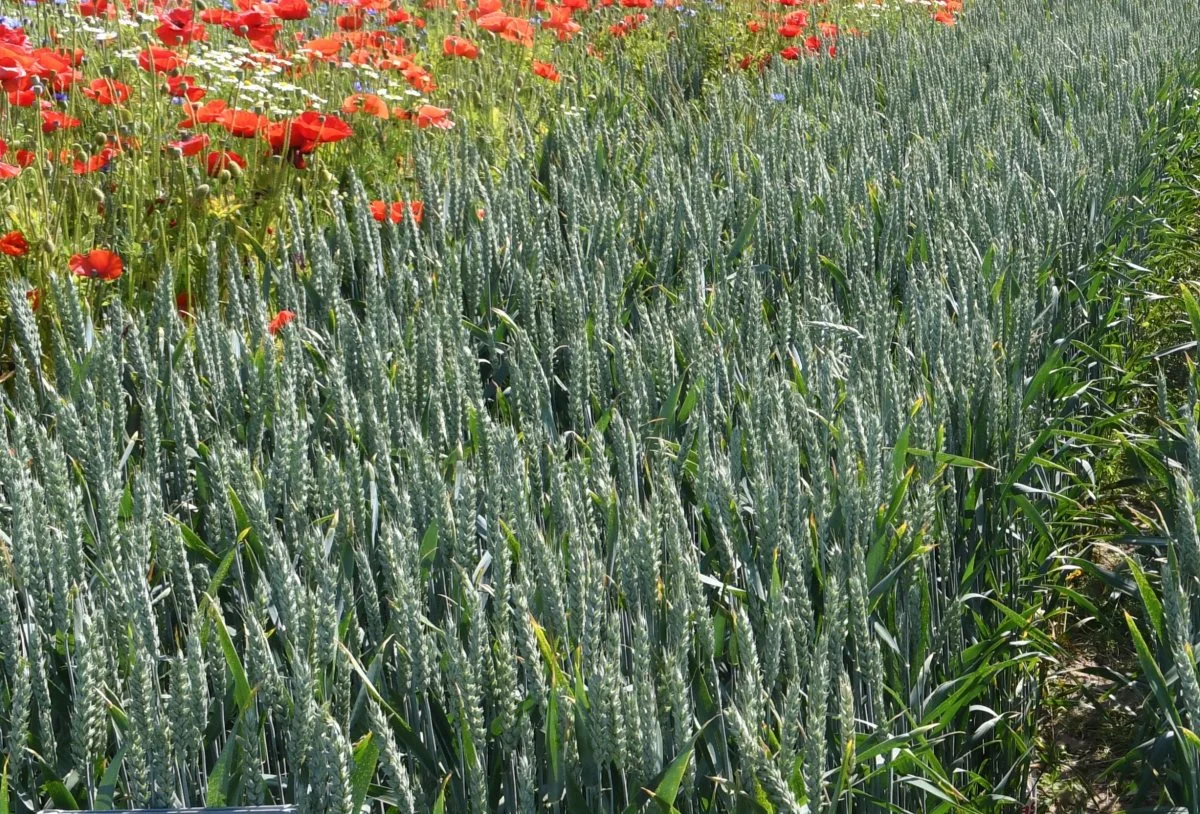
xmin=1 ymin=0 xmax=1199 ymax=812
xmin=1128 ymin=350 xmax=1200 ymax=804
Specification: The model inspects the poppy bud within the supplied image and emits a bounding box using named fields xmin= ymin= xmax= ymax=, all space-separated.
xmin=192 ymin=184 xmax=211 ymax=202
xmin=168 ymin=146 xmax=184 ymax=159
xmin=319 ymin=168 xmax=336 ymax=186
xmin=44 ymin=238 xmax=56 ymax=254
xmin=149 ymin=227 xmax=161 ymax=241
xmin=138 ymin=30 xmax=152 ymax=43
xmin=93 ymin=132 xmax=109 ymax=148
xmin=90 ymin=186 xmax=105 ymax=204
xmin=99 ymin=64 xmax=115 ymax=78
xmin=217 ymin=169 xmax=232 ymax=183
xmin=226 ymin=161 xmax=243 ymax=179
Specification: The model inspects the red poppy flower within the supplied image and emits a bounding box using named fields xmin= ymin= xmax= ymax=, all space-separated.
xmin=933 ymin=8 xmax=955 ymax=24
xmin=780 ymin=46 xmax=800 ymax=60
xmin=0 ymin=56 xmax=30 ymax=92
xmin=181 ymin=98 xmax=227 ymax=128
xmin=169 ymin=133 xmax=210 ymax=157
xmin=443 ymin=35 xmax=479 ymax=59
xmin=336 ymin=10 xmax=364 ymax=30
xmin=166 ymin=74 xmax=206 ymax=101
xmin=532 ymin=60 xmax=560 ymax=82
xmin=621 ymin=12 xmax=646 ymax=31
xmin=402 ymin=65 xmax=436 ymax=93
xmin=804 ymin=34 xmax=821 ymax=53
xmin=291 ymin=111 xmax=354 ymax=144
xmin=82 ymin=78 xmax=131 ymax=105
xmin=228 ymin=9 xmax=280 ymax=42
xmin=271 ymin=0 xmax=310 ymax=20
xmin=69 ymin=248 xmax=123 ymax=281
xmin=542 ymin=6 xmax=581 ymax=40
xmin=15 ymin=149 xmax=34 ymax=167
xmin=139 ymin=47 xmax=183 ymax=73
xmin=369 ymin=200 xmax=423 ymax=224
xmin=386 ymin=8 xmax=424 ymax=25
xmin=156 ymin=8 xmax=205 ymax=45
xmin=268 ymin=309 xmax=295 ymax=334
xmin=415 ymin=104 xmax=454 ymax=129
xmin=0 ymin=26 xmax=26 ymax=48
xmin=0 ymin=230 xmax=28 ymax=256
xmin=73 ymin=147 xmax=116 ymax=175
xmin=473 ymin=0 xmax=504 ymax=19
xmin=29 ymin=47 xmax=69 ymax=72
xmin=59 ymin=47 xmax=82 ymax=68
xmin=476 ymin=12 xmax=518 ymax=37
xmin=264 ymin=120 xmax=314 ymax=158
xmin=6 ymin=89 xmax=34 ymax=106
xmin=205 ymin=150 xmax=246 ymax=176
xmin=49 ymin=72 xmax=84 ymax=95
xmin=79 ymin=0 xmax=109 ymax=16
xmin=220 ymin=108 xmax=269 ymax=138
xmin=499 ymin=16 xmax=535 ymax=46
xmin=41 ymin=110 xmax=82 ymax=134
xmin=342 ymin=92 xmax=390 ymax=119
xmin=299 ymin=37 xmax=342 ymax=60
xmin=0 ymin=162 xmax=20 ymax=178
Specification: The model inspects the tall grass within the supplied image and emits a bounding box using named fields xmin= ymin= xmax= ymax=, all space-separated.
xmin=1 ymin=0 xmax=1199 ymax=811
xmin=1033 ymin=75 xmax=1200 ymax=809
